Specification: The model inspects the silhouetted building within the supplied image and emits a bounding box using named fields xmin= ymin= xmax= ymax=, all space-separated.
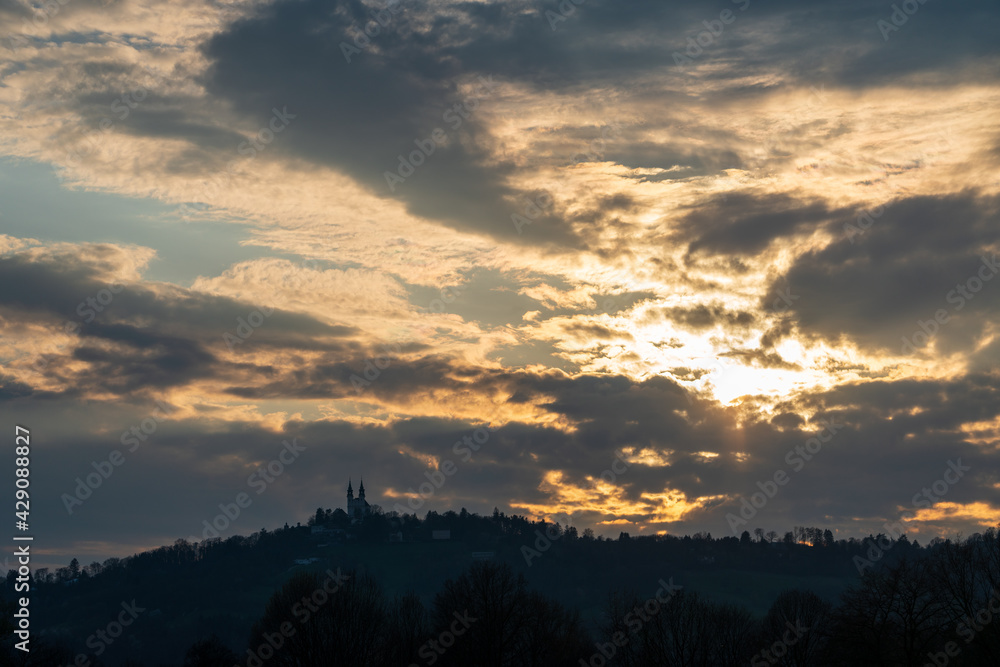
xmin=347 ymin=477 xmax=370 ymax=522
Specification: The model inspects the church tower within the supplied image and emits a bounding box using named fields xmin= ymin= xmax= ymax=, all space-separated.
xmin=347 ymin=477 xmax=370 ymax=522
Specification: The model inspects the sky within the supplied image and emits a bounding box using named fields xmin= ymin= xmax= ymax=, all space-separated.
xmin=0 ymin=0 xmax=998 ymax=570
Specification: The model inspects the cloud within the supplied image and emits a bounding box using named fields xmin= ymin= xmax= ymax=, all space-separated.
xmin=645 ymin=303 xmax=757 ymax=331
xmin=771 ymin=192 xmax=1000 ymax=354
xmin=200 ymin=0 xmax=577 ymax=245
xmin=677 ymin=192 xmax=837 ymax=257
xmin=0 ymin=243 xmax=361 ymax=398
xmin=2 ymin=0 xmax=1000 ymax=566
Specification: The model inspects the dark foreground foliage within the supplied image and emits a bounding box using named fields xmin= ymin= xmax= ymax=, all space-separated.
xmin=2 ymin=510 xmax=998 ymax=666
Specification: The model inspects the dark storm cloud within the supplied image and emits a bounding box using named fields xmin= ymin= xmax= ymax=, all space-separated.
xmin=730 ymin=373 xmax=1000 ymax=529
xmin=224 ymin=351 xmax=531 ymax=403
xmin=649 ymin=0 xmax=1000 ymax=91
xmin=110 ymin=107 xmax=249 ymax=151
xmin=194 ymin=0 xmax=999 ymax=249
xmin=644 ymin=303 xmax=757 ymax=330
xmin=561 ymin=321 xmax=632 ymax=340
xmin=71 ymin=321 xmax=218 ymax=392
xmin=200 ymin=0 xmax=576 ymax=245
xmin=467 ymin=0 xmax=999 ymax=90
xmin=60 ymin=69 xmax=250 ymax=170
xmin=590 ymin=375 xmax=996 ymax=536
xmin=524 ymin=370 xmax=996 ymax=533
xmin=0 ymin=249 xmax=353 ymax=339
xmin=677 ymin=192 xmax=837 ymax=257
xmin=0 ymin=248 xmax=117 ymax=316
xmin=0 ymin=375 xmax=33 ymax=399
xmin=820 ymin=0 xmax=1000 ymax=87
xmin=0 ymin=250 xmax=359 ymax=397
xmin=769 ymin=192 xmax=1000 ymax=353
xmin=372 ymin=368 xmax=998 ymax=538
xmin=793 ymin=374 xmax=1000 ymax=434
xmin=721 ymin=348 xmax=799 ymax=370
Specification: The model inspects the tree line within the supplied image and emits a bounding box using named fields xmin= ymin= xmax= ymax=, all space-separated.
xmin=1 ymin=509 xmax=997 ymax=665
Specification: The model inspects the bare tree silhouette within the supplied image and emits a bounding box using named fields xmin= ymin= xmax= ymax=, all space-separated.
xmin=429 ymin=561 xmax=590 ymax=666
xmin=759 ymin=590 xmax=829 ymax=666
xmin=826 ymin=557 xmax=949 ymax=665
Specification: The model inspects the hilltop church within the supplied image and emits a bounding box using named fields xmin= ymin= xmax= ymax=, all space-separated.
xmin=346 ymin=478 xmax=371 ymax=521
